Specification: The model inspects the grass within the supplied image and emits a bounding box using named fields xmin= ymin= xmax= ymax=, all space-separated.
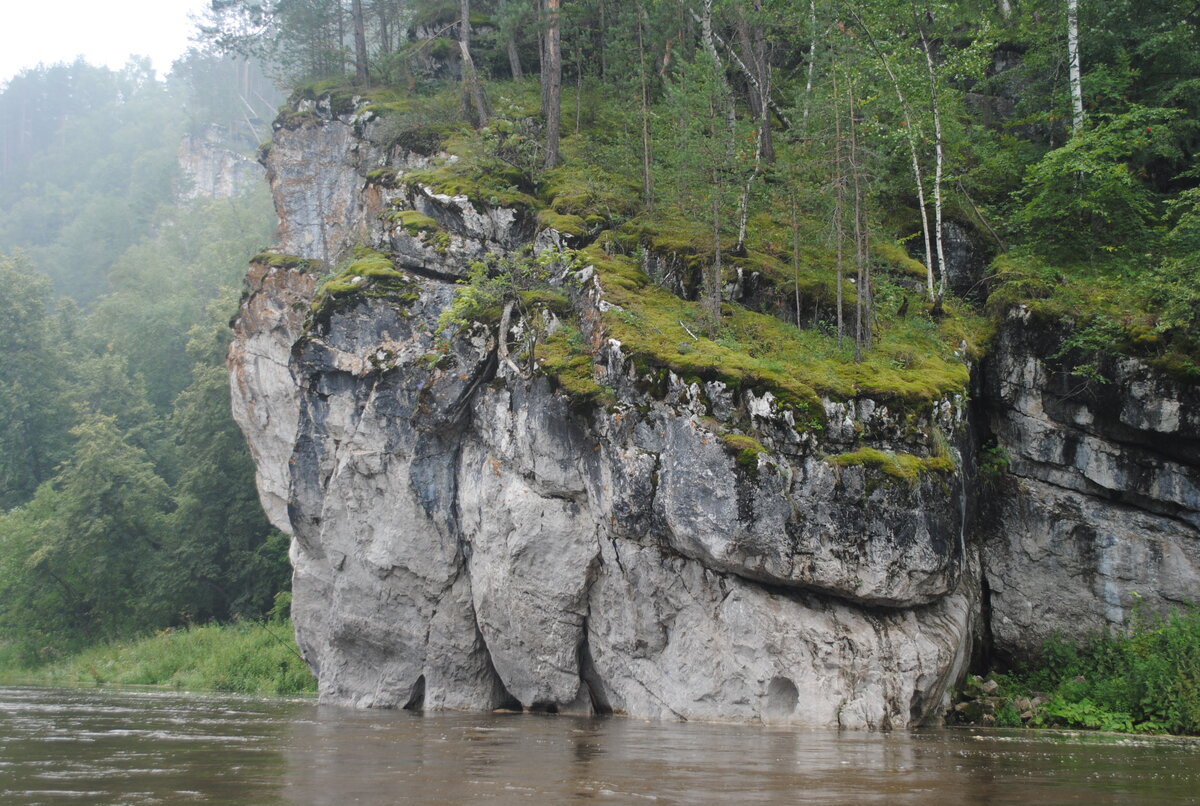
xmin=0 ymin=620 xmax=316 ymax=697
xmin=537 ymin=324 xmax=611 ymax=407
xmin=251 ymin=252 xmax=321 ymax=272
xmin=580 ymin=241 xmax=981 ymax=427
xmin=987 ymin=251 xmax=1200 ymax=382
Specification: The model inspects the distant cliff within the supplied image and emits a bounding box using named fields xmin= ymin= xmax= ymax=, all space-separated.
xmin=178 ymin=125 xmax=263 ymax=200
xmin=228 ymin=93 xmax=1199 ymax=728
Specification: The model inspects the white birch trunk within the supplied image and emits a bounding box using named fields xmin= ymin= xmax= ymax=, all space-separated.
xmin=1068 ymin=0 xmax=1084 ymax=135
xmin=920 ymin=26 xmax=948 ymax=304
xmin=803 ymin=0 xmax=817 ymax=122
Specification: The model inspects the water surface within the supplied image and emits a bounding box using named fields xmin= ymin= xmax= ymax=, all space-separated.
xmin=2 ymin=686 xmax=1197 ymax=804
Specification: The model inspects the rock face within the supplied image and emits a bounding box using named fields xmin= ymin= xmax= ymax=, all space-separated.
xmin=981 ymin=308 xmax=1200 ymax=660
xmin=178 ymin=125 xmax=263 ymax=200
xmin=229 ymin=96 xmax=1198 ymax=727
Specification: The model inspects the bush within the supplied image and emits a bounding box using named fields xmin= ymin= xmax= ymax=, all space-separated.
xmin=1014 ymin=605 xmax=1200 ymax=735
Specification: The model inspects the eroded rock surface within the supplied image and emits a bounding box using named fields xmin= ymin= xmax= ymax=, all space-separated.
xmin=229 ymin=95 xmax=1198 ymax=729
xmin=983 ymin=308 xmax=1200 ymax=659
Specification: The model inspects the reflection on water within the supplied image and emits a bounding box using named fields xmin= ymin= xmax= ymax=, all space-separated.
xmin=2 ymin=686 xmax=1198 ymax=805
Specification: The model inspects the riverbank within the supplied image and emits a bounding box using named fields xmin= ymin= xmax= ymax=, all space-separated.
xmin=0 ymin=620 xmax=316 ymax=696
xmin=952 ymin=605 xmax=1200 ymax=736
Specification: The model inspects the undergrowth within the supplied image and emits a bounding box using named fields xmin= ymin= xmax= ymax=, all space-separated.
xmin=0 ymin=619 xmax=316 ymax=697
xmin=969 ymin=604 xmax=1200 ymax=735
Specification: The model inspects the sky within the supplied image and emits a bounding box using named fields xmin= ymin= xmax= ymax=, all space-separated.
xmin=0 ymin=0 xmax=212 ymax=86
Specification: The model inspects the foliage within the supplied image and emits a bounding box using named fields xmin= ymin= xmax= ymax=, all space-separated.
xmin=0 ymin=255 xmax=74 ymax=508
xmin=0 ymin=620 xmax=316 ymax=697
xmin=999 ymin=605 xmax=1200 ymax=735
xmin=309 ymin=247 xmax=421 ymax=330
xmin=436 ymin=248 xmax=570 ymax=338
xmin=1011 ymin=107 xmax=1181 ymax=259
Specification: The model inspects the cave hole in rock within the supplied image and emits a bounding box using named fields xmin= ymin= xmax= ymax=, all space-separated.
xmin=766 ymin=676 xmax=799 ymax=719
xmin=403 ymin=675 xmax=426 ymax=711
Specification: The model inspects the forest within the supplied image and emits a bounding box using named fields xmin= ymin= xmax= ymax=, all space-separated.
xmin=0 ymin=54 xmax=289 ymax=668
xmin=2 ymin=0 xmax=1199 ymax=722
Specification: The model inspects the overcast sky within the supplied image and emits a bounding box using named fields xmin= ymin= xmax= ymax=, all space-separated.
xmin=0 ymin=0 xmax=212 ymax=86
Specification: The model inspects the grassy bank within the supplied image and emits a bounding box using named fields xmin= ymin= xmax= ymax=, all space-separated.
xmin=954 ymin=605 xmax=1200 ymax=735
xmin=0 ymin=620 xmax=316 ymax=697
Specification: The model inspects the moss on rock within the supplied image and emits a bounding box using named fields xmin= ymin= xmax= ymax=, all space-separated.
xmin=826 ymin=447 xmax=955 ymax=483
xmin=309 ymin=248 xmax=419 ymax=331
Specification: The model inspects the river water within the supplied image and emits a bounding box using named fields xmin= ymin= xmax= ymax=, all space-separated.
xmin=2 ymin=686 xmax=1198 ymax=805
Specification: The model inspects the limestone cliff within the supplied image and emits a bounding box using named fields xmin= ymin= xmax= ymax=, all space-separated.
xmin=228 ymin=94 xmax=1198 ymax=727
xmin=981 ymin=310 xmax=1200 ymax=661
xmin=177 ymin=125 xmax=263 ymax=200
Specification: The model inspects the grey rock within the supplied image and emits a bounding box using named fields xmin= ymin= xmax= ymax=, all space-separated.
xmin=983 ymin=307 xmax=1200 ymax=659
xmin=229 ymin=93 xmax=1199 ymax=731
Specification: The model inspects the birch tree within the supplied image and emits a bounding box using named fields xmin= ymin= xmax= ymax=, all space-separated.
xmin=1067 ymin=0 xmax=1084 ymax=135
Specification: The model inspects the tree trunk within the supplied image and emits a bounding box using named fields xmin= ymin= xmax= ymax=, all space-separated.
xmin=803 ymin=0 xmax=817 ymax=123
xmin=700 ymin=0 xmax=739 ymax=133
xmin=460 ymin=0 xmax=490 ymax=127
xmin=919 ymin=19 xmax=948 ymax=307
xmin=852 ymin=9 xmax=935 ymax=301
xmin=1067 ymin=0 xmax=1084 ymax=135
xmin=791 ymin=193 xmax=803 ymax=332
xmin=687 ymin=2 xmax=792 ymax=130
xmin=507 ymin=36 xmax=525 ymax=80
xmin=734 ymin=2 xmax=774 ymax=162
xmin=848 ymin=79 xmax=869 ymax=362
xmin=351 ymin=0 xmax=369 ymax=85
xmin=833 ymin=73 xmax=844 ymax=348
xmin=638 ymin=2 xmax=653 ymax=204
xmin=544 ymin=0 xmax=563 ymax=168
xmin=708 ymin=166 xmax=724 ymax=333
xmin=375 ymin=0 xmax=391 ymax=55
xmin=599 ymin=0 xmax=608 ymax=78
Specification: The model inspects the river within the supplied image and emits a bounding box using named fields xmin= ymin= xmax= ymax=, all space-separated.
xmin=1 ymin=686 xmax=1197 ymax=804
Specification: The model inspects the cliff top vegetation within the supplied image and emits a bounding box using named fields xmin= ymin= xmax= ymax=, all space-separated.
xmin=203 ymin=0 xmax=1200 ymax=417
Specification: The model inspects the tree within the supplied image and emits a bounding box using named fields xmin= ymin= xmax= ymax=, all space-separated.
xmin=1067 ymin=0 xmax=1084 ymax=135
xmin=352 ymin=0 xmax=369 ymax=85
xmin=20 ymin=414 xmax=173 ymax=644
xmin=0 ymin=256 xmax=73 ymax=509
xmin=459 ymin=0 xmax=490 ymax=126
xmin=162 ymin=299 xmax=290 ymax=623
xmin=543 ymin=0 xmax=564 ymax=168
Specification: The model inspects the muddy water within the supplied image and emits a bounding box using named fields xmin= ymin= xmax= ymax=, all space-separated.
xmin=1 ymin=686 xmax=1197 ymax=805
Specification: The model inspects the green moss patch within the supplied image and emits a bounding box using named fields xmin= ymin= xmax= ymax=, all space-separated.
xmin=251 ymin=252 xmax=320 ymax=272
xmin=578 ymin=242 xmax=976 ymax=425
xmin=541 ymin=162 xmax=640 ymax=229
xmin=309 ymin=248 xmax=419 ymax=330
xmin=538 ymin=325 xmax=611 ymax=406
xmin=366 ymin=168 xmax=400 ymax=187
xmin=389 ymin=209 xmax=441 ymax=235
xmin=720 ymin=433 xmax=768 ymax=473
xmin=826 ymin=447 xmax=955 ymax=482
xmin=537 ymin=210 xmax=589 ymax=238
xmin=873 ymin=241 xmax=930 ymax=281
xmin=518 ymin=288 xmax=572 ymax=316
xmin=402 ymin=130 xmax=538 ymax=211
